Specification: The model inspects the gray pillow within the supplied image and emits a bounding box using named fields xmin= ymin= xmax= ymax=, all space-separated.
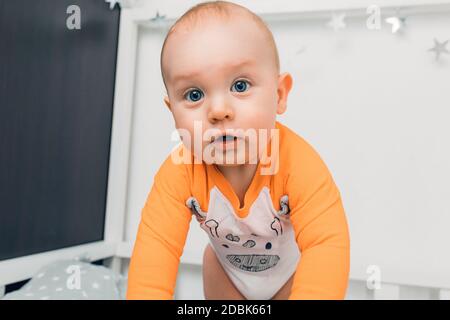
xmin=1 ymin=259 xmax=127 ymax=300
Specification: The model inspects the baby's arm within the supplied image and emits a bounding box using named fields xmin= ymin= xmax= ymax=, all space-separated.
xmin=126 ymin=156 xmax=192 ymax=299
xmin=287 ymin=138 xmax=350 ymax=300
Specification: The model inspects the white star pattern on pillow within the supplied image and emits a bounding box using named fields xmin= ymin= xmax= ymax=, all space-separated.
xmin=1 ymin=259 xmax=127 ymax=300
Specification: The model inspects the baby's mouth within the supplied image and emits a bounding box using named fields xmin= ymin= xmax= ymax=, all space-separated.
xmin=211 ymin=135 xmax=238 ymax=143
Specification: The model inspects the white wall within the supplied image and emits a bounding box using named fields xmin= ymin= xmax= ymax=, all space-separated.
xmin=122 ymin=1 xmax=450 ymax=299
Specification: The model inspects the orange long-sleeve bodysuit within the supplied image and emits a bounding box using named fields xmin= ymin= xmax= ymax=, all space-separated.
xmin=126 ymin=121 xmax=350 ymax=299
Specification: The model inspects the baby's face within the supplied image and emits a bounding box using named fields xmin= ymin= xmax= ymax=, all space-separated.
xmin=163 ymin=16 xmax=292 ymax=166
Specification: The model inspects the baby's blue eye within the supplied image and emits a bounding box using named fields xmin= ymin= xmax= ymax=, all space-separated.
xmin=185 ymin=89 xmax=203 ymax=102
xmin=232 ymin=80 xmax=250 ymax=93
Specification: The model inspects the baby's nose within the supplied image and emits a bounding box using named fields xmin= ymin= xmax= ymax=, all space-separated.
xmin=207 ymin=101 xmax=234 ymax=123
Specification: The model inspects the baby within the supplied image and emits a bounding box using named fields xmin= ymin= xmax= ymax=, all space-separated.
xmin=127 ymin=1 xmax=350 ymax=300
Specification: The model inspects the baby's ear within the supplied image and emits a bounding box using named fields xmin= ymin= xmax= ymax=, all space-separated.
xmin=164 ymin=95 xmax=171 ymax=111
xmin=276 ymin=72 xmax=293 ymax=115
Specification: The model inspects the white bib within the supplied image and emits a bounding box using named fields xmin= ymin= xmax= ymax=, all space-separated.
xmin=187 ymin=186 xmax=300 ymax=300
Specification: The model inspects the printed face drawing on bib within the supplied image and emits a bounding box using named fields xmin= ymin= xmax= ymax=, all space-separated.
xmin=224 ymin=236 xmax=280 ymax=272
xmin=186 ymin=187 xmax=291 ymax=273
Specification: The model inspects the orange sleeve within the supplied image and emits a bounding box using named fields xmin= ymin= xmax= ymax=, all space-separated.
xmin=286 ymin=139 xmax=350 ymax=300
xmin=126 ymin=154 xmax=193 ymax=299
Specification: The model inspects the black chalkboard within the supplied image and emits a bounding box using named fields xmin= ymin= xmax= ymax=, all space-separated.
xmin=0 ymin=0 xmax=120 ymax=261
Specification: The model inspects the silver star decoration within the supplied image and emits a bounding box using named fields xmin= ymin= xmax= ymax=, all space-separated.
xmin=105 ymin=0 xmax=121 ymax=10
xmin=326 ymin=13 xmax=346 ymax=32
xmin=428 ymin=38 xmax=450 ymax=61
xmin=149 ymin=11 xmax=167 ymax=28
xmin=385 ymin=8 xmax=407 ymax=34
xmin=150 ymin=11 xmax=166 ymax=23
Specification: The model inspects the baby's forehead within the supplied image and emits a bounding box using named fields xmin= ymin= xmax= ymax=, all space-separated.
xmin=166 ymin=18 xmax=271 ymax=62
xmin=161 ymin=5 xmax=280 ymax=87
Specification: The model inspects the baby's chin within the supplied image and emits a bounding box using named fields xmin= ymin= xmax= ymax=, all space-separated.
xmin=202 ymin=150 xmax=260 ymax=167
xmin=202 ymin=157 xmax=249 ymax=166
xmin=210 ymin=161 xmax=248 ymax=167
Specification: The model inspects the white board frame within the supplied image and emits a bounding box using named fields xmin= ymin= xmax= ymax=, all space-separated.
xmin=0 ymin=7 xmax=135 ymax=291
